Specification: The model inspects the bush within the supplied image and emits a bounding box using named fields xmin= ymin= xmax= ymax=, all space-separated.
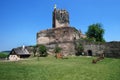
xmin=38 ymin=45 xmax=48 ymax=57
xmin=75 ymin=43 xmax=84 ymax=56
xmin=54 ymin=45 xmax=62 ymax=53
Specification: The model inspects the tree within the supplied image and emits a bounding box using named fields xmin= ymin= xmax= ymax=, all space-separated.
xmin=38 ymin=45 xmax=47 ymax=57
xmin=86 ymin=23 xmax=105 ymax=42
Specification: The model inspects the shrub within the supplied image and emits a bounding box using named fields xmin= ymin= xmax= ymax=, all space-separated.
xmin=38 ymin=45 xmax=48 ymax=57
xmin=54 ymin=45 xmax=62 ymax=54
xmin=75 ymin=43 xmax=84 ymax=56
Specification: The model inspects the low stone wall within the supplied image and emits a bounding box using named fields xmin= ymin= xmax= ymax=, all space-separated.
xmin=83 ymin=44 xmax=105 ymax=56
xmin=75 ymin=40 xmax=120 ymax=58
xmin=104 ymin=41 xmax=120 ymax=58
xmin=75 ymin=40 xmax=105 ymax=56
xmin=25 ymin=41 xmax=120 ymax=58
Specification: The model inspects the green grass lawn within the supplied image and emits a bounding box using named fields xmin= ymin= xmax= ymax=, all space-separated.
xmin=0 ymin=56 xmax=120 ymax=80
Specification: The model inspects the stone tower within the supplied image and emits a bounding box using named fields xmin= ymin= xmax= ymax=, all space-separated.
xmin=52 ymin=5 xmax=69 ymax=28
xmin=37 ymin=5 xmax=86 ymax=55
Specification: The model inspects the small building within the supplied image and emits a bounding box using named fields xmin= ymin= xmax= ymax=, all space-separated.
xmin=9 ymin=46 xmax=30 ymax=61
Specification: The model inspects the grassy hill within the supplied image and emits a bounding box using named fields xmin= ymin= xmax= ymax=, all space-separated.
xmin=0 ymin=56 xmax=120 ymax=80
xmin=0 ymin=51 xmax=10 ymax=54
xmin=0 ymin=51 xmax=10 ymax=58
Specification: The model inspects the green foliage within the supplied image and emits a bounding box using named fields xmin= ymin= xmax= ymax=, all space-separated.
xmin=38 ymin=45 xmax=47 ymax=57
xmin=75 ymin=43 xmax=84 ymax=56
xmin=0 ymin=53 xmax=8 ymax=58
xmin=0 ymin=57 xmax=120 ymax=80
xmin=54 ymin=45 xmax=62 ymax=53
xmin=86 ymin=23 xmax=105 ymax=42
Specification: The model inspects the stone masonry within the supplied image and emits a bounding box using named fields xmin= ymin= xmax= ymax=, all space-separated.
xmin=36 ymin=6 xmax=120 ymax=58
xmin=52 ymin=6 xmax=69 ymax=28
xmin=37 ymin=6 xmax=86 ymax=55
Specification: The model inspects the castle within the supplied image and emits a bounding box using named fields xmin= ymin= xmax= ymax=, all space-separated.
xmin=8 ymin=5 xmax=120 ymax=60
xmin=37 ymin=5 xmax=120 ymax=58
xmin=37 ymin=5 xmax=86 ymax=55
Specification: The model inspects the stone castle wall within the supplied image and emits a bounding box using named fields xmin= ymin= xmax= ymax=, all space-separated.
xmin=37 ymin=27 xmax=83 ymax=55
xmin=75 ymin=40 xmax=120 ymax=58
xmin=75 ymin=40 xmax=105 ymax=56
xmin=46 ymin=41 xmax=75 ymax=56
xmin=18 ymin=41 xmax=120 ymax=58
xmin=104 ymin=42 xmax=120 ymax=58
xmin=37 ymin=27 xmax=120 ymax=58
xmin=37 ymin=27 xmax=81 ymax=45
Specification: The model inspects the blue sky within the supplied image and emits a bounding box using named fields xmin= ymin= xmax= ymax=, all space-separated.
xmin=0 ymin=0 xmax=120 ymax=51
